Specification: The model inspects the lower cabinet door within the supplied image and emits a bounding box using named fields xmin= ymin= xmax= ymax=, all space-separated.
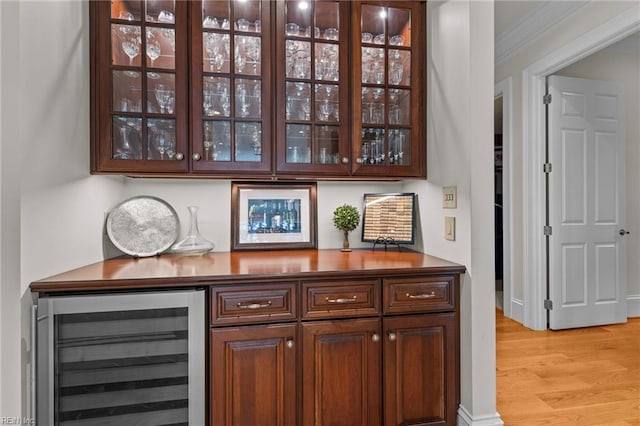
xmin=301 ymin=318 xmax=381 ymax=426
xmin=383 ymin=313 xmax=458 ymax=426
xmin=210 ymin=323 xmax=297 ymax=426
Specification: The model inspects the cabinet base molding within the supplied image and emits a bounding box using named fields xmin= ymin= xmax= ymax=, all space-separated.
xmin=457 ymin=406 xmax=504 ymax=426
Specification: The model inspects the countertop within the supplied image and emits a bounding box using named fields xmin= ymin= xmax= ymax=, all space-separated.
xmin=30 ymin=249 xmax=466 ymax=293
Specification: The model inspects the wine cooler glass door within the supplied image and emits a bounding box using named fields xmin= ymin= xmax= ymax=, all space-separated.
xmin=36 ymin=290 xmax=205 ymax=425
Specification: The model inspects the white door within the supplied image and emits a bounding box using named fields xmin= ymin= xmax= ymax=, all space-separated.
xmin=548 ymin=75 xmax=627 ymax=330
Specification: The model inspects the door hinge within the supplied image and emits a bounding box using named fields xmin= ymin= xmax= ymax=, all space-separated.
xmin=544 ymin=225 xmax=552 ymax=236
xmin=543 ymin=163 xmax=552 ymax=173
xmin=543 ymin=94 xmax=552 ymax=104
xmin=544 ymin=299 xmax=553 ymax=310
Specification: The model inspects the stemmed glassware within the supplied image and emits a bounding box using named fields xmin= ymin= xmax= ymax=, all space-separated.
xmin=116 ymin=125 xmax=133 ymax=159
xmin=146 ymin=39 xmax=161 ymax=67
xmin=152 ymin=130 xmax=174 ymax=160
xmin=122 ymin=37 xmax=140 ymax=65
xmin=154 ymin=84 xmax=174 ymax=114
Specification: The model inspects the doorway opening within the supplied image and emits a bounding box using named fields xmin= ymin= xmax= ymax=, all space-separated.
xmin=494 ymin=96 xmax=504 ymax=312
xmin=522 ymin=9 xmax=640 ymax=330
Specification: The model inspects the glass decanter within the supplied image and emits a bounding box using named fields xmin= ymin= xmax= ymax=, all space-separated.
xmin=171 ymin=206 xmax=215 ymax=255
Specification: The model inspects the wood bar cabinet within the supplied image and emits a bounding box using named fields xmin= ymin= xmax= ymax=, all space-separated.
xmin=32 ymin=249 xmax=463 ymax=425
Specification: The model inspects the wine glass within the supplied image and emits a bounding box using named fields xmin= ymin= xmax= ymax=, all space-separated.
xmin=153 ymin=130 xmax=170 ymax=159
xmin=203 ymin=139 xmax=213 ymax=160
xmin=121 ymin=38 xmax=139 ymax=65
xmin=154 ymin=84 xmax=173 ymax=113
xmin=115 ymin=125 xmax=133 ymax=159
xmin=146 ymin=40 xmax=161 ymax=67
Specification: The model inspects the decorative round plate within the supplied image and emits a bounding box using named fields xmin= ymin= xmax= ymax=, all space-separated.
xmin=106 ymin=196 xmax=179 ymax=257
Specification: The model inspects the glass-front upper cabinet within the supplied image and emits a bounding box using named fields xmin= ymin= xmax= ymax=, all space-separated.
xmin=274 ymin=0 xmax=350 ymax=176
xmin=189 ymin=0 xmax=272 ymax=175
xmin=351 ymin=1 xmax=425 ymax=177
xmin=92 ymin=0 xmax=189 ymax=173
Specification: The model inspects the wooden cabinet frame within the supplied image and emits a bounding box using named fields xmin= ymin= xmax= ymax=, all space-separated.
xmin=90 ymin=0 xmax=427 ymax=179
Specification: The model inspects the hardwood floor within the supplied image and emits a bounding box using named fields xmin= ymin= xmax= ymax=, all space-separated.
xmin=496 ymin=309 xmax=640 ymax=425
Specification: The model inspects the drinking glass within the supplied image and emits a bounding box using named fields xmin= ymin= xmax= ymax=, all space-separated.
xmin=122 ymin=38 xmax=140 ymax=65
xmin=157 ymin=10 xmax=174 ymax=23
xmin=146 ymin=40 xmax=161 ymax=66
xmin=154 ymin=84 xmax=171 ymax=113
xmin=237 ymin=18 xmax=250 ymax=32
xmin=286 ymin=23 xmax=299 ymax=36
xmin=324 ymin=28 xmax=339 ymax=40
xmin=373 ymin=33 xmax=386 ymax=44
xmin=153 ymin=130 xmax=173 ymax=159
xmin=389 ymin=35 xmax=405 ymax=46
xmin=203 ymin=16 xmax=219 ymax=28
xmin=235 ymin=82 xmax=249 ymax=117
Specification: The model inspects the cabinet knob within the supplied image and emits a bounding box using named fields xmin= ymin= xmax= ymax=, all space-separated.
xmin=341 ymin=157 xmax=349 ymax=164
xmin=192 ymin=153 xmax=201 ymax=161
xmin=371 ymin=333 xmax=380 ymax=342
xmin=174 ymin=152 xmax=184 ymax=161
xmin=388 ymin=332 xmax=397 ymax=341
xmin=286 ymin=339 xmax=294 ymax=349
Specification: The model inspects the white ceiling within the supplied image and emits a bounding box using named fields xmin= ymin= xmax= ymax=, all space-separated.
xmin=494 ymin=1 xmax=539 ymax=38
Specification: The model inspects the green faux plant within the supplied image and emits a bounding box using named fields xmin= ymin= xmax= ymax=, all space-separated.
xmin=332 ymin=204 xmax=360 ymax=251
xmin=332 ymin=204 xmax=360 ymax=231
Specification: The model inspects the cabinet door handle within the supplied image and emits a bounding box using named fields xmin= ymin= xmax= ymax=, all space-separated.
xmin=388 ymin=332 xmax=397 ymax=341
xmin=236 ymin=300 xmax=272 ymax=309
xmin=175 ymin=152 xmax=184 ymax=160
xmin=405 ymin=291 xmax=436 ymax=299
xmin=325 ymin=296 xmax=357 ymax=304
xmin=192 ymin=153 xmax=201 ymax=161
xmin=286 ymin=339 xmax=294 ymax=349
xmin=341 ymin=157 xmax=350 ymax=164
xmin=371 ymin=333 xmax=380 ymax=342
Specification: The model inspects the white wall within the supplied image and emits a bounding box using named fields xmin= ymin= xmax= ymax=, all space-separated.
xmin=1 ymin=0 xmax=500 ymax=423
xmin=495 ymin=0 xmax=640 ymax=320
xmin=553 ymin=46 xmax=640 ymax=309
xmin=406 ymin=1 xmax=500 ymax=424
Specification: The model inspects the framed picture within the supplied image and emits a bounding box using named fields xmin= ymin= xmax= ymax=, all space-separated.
xmin=361 ymin=192 xmax=416 ymax=244
xmin=231 ymin=182 xmax=317 ymax=251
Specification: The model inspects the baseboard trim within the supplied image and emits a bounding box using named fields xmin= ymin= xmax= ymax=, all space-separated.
xmin=509 ymin=298 xmax=524 ymax=323
xmin=458 ymin=405 xmax=504 ymax=426
xmin=628 ymin=295 xmax=640 ymax=318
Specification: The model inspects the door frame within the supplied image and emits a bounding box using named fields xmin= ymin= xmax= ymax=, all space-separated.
xmin=522 ymin=5 xmax=640 ymax=330
xmin=494 ymin=78 xmax=517 ymax=321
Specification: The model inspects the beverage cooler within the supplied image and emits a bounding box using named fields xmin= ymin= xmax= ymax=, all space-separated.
xmin=35 ymin=289 xmax=205 ymax=425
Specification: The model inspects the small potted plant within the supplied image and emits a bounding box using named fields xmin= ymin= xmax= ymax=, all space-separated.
xmin=332 ymin=204 xmax=360 ymax=252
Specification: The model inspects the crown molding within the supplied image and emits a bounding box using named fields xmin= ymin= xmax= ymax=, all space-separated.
xmin=495 ymin=1 xmax=589 ymax=65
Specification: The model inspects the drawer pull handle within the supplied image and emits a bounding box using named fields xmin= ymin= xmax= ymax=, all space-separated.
xmin=325 ymin=296 xmax=358 ymax=304
xmin=236 ymin=300 xmax=272 ymax=309
xmin=406 ymin=291 xmax=436 ymax=299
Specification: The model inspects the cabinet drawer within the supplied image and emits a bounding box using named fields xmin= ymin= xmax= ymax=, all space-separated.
xmin=210 ymin=283 xmax=297 ymax=326
xmin=301 ymin=279 xmax=380 ymax=319
xmin=383 ymin=276 xmax=456 ymax=314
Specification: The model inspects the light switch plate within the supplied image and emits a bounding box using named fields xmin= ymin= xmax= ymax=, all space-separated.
xmin=445 ymin=216 xmax=455 ymax=241
xmin=443 ymin=186 xmax=457 ymax=209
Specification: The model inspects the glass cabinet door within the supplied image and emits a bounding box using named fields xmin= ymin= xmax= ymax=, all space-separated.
xmin=190 ymin=0 xmax=272 ymax=174
xmin=275 ymin=0 xmax=350 ymax=175
xmin=352 ymin=1 xmax=425 ymax=177
xmin=94 ymin=0 xmax=188 ymax=172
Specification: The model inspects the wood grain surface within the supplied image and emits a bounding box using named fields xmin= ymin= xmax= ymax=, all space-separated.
xmin=497 ymin=309 xmax=640 ymax=425
xmin=31 ymin=249 xmax=465 ymax=293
